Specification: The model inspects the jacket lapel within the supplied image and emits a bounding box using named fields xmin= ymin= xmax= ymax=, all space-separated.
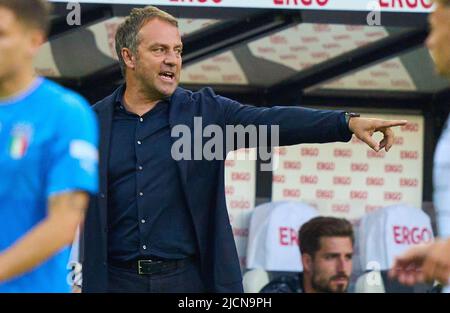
xmin=94 ymin=88 xmax=117 ymax=239
xmin=168 ymin=88 xmax=194 ymax=186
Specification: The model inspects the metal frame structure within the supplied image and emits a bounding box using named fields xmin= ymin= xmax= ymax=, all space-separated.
xmin=48 ymin=3 xmax=447 ymax=104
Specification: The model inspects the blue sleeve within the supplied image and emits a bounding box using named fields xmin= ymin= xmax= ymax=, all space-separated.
xmin=202 ymin=88 xmax=352 ymax=147
xmin=46 ymin=94 xmax=99 ymax=197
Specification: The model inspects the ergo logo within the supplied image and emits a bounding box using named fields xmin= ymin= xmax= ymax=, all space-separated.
xmin=392 ymin=226 xmax=433 ymax=245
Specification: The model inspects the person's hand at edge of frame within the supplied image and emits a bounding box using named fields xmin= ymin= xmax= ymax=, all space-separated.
xmin=389 ymin=239 xmax=450 ymax=286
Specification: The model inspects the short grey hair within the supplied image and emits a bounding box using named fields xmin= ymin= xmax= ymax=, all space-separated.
xmin=115 ymin=6 xmax=178 ymax=77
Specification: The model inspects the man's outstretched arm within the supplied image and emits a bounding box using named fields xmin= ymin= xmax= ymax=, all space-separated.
xmin=389 ymin=239 xmax=450 ymax=286
xmin=0 ymin=191 xmax=88 ymax=283
xmin=213 ymin=89 xmax=407 ymax=151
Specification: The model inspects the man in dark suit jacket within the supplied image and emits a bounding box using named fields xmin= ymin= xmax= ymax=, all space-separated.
xmin=82 ymin=6 xmax=407 ymax=293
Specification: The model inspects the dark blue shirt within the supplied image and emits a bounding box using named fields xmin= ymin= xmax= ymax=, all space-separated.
xmin=107 ymin=89 xmax=197 ymax=262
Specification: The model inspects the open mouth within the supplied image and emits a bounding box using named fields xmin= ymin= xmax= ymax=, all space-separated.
xmin=159 ymin=71 xmax=175 ymax=82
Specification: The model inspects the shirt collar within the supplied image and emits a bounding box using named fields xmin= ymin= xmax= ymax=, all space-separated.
xmin=114 ymin=85 xmax=171 ymax=117
xmin=114 ymin=84 xmax=174 ymax=110
xmin=114 ymin=84 xmax=126 ymax=110
xmin=0 ymin=77 xmax=44 ymax=106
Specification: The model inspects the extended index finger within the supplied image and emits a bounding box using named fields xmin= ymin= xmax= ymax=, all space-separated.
xmin=378 ymin=120 xmax=408 ymax=128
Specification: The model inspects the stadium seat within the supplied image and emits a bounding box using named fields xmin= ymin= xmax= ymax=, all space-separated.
xmin=242 ymin=269 xmax=270 ymax=293
xmin=244 ymin=201 xmax=318 ymax=292
xmin=354 ymin=204 xmax=435 ymax=293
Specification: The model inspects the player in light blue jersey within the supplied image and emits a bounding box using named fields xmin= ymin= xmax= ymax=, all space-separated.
xmin=0 ymin=0 xmax=98 ymax=292
xmin=390 ymin=0 xmax=450 ymax=288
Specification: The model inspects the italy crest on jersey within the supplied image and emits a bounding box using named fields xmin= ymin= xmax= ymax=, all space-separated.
xmin=9 ymin=123 xmax=33 ymax=160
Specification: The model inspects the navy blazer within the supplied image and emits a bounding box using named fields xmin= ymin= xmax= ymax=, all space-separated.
xmin=82 ymin=85 xmax=353 ymax=292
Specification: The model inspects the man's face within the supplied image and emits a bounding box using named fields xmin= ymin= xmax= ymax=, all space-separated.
xmin=0 ymin=7 xmax=40 ymax=83
xmin=306 ymin=237 xmax=353 ymax=293
xmin=426 ymin=2 xmax=450 ymax=79
xmin=0 ymin=6 xmax=44 ymax=82
xmin=132 ymin=18 xmax=182 ymax=98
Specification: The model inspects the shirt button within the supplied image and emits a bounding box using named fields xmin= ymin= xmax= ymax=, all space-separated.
xmin=142 ymin=245 xmax=147 ymax=250
xmin=138 ymin=166 xmax=143 ymax=171
xmin=139 ymin=192 xmax=144 ymax=196
xmin=141 ymin=219 xmax=146 ymax=224
xmin=139 ymin=117 xmax=144 ymax=122
xmin=137 ymin=140 xmax=142 ymax=145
